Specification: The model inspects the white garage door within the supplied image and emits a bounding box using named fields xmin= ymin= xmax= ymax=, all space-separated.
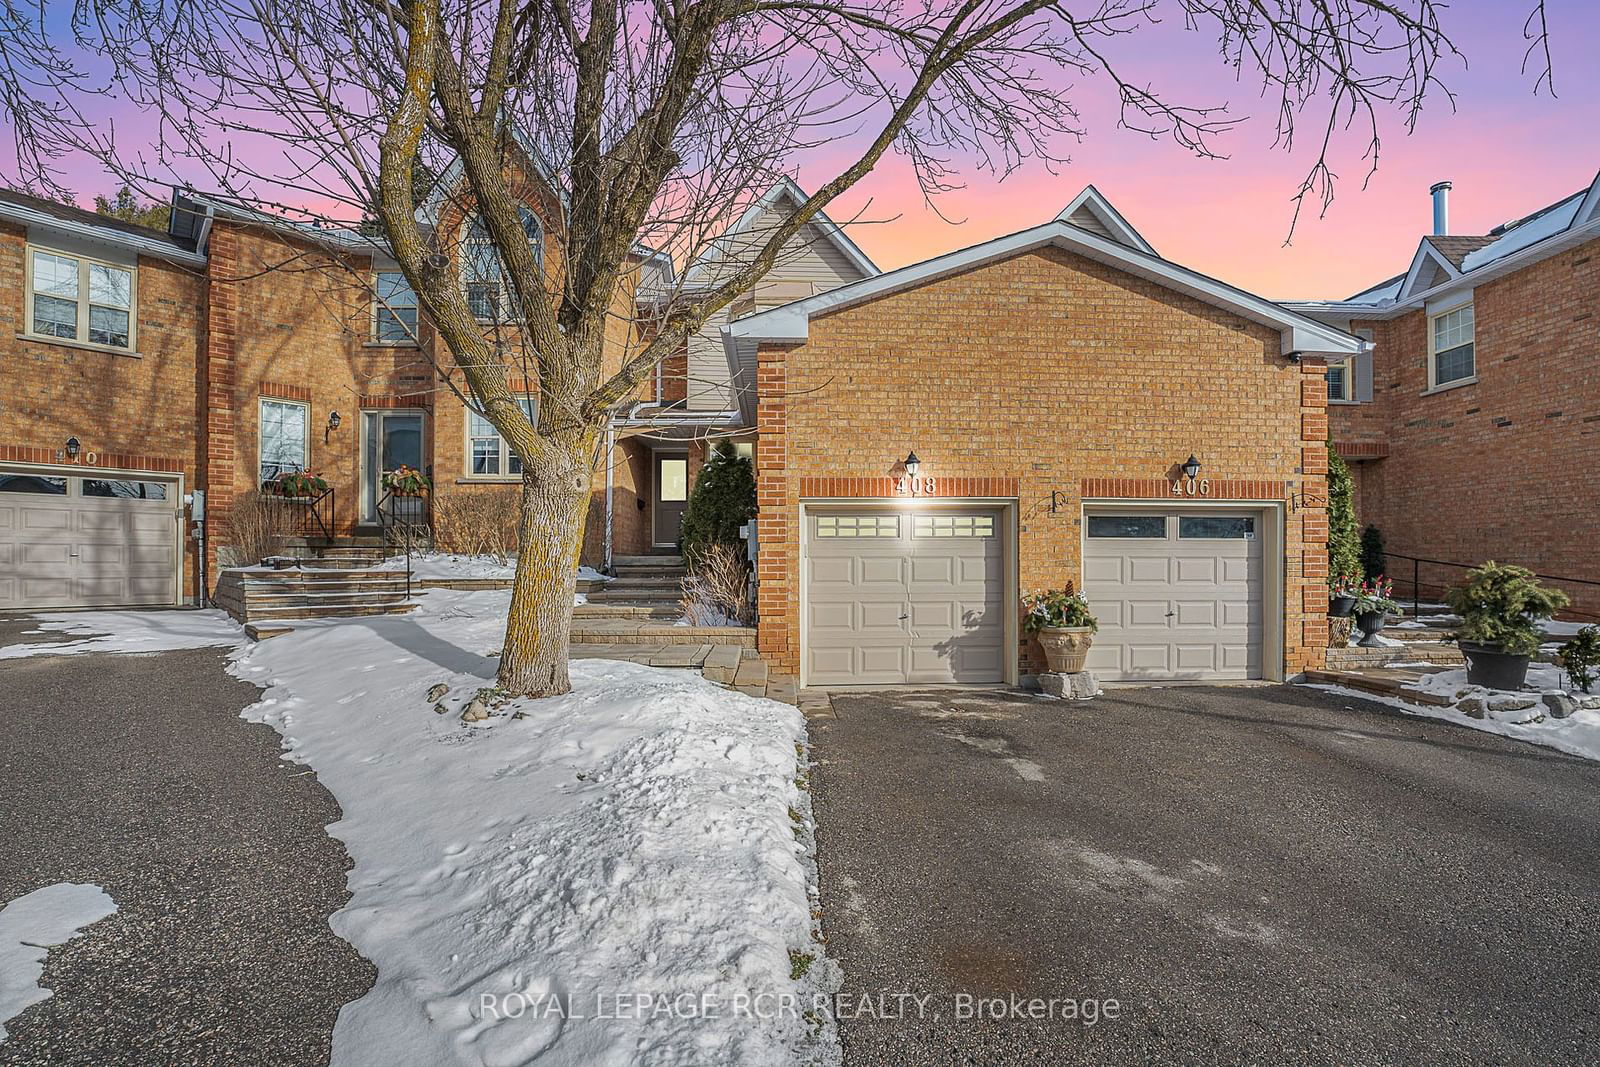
xmin=1081 ymin=510 xmax=1262 ymax=681
xmin=0 ymin=470 xmax=180 ymax=610
xmin=805 ymin=508 xmax=1006 ymax=685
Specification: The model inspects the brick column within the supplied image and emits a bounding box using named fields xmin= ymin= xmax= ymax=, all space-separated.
xmin=201 ymin=226 xmax=240 ymax=591
xmin=1291 ymin=359 xmax=1331 ymax=672
xmin=754 ymin=344 xmax=795 ymax=669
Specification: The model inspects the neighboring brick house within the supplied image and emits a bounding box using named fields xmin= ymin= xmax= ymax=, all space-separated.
xmin=724 ymin=187 xmax=1362 ymax=686
xmin=1289 ymin=174 xmax=1600 ymax=616
xmin=0 ymin=173 xmax=877 ymax=611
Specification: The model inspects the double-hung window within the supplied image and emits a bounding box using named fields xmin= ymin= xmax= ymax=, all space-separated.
xmin=1429 ymin=303 xmax=1475 ymax=388
xmin=260 ymin=399 xmax=310 ymax=484
xmin=466 ymin=396 xmax=537 ymax=476
xmin=29 ymin=247 xmax=135 ymax=350
xmin=461 ymin=208 xmax=543 ymax=323
xmin=1328 ymin=327 xmax=1372 ymax=402
xmin=374 ymin=271 xmax=419 ymax=343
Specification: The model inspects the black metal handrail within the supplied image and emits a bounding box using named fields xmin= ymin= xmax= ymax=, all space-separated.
xmin=1381 ymin=551 xmax=1600 ymax=622
xmin=261 ymin=484 xmax=335 ymax=542
xmin=377 ymin=488 xmax=431 ymax=601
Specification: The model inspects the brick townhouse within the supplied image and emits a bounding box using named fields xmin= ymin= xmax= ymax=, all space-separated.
xmin=724 ymin=187 xmax=1362 ymax=686
xmin=1 ymin=173 xmax=1363 ymax=685
xmin=0 ymin=169 xmax=874 ymax=612
xmin=1289 ymin=173 xmax=1600 ymax=615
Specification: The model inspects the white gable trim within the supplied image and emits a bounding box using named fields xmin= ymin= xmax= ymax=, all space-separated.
xmin=1577 ymin=170 xmax=1600 ymax=227
xmin=1054 ymin=185 xmax=1156 ymax=255
xmin=724 ymin=219 xmax=1361 ymax=359
xmin=1397 ymin=240 xmax=1462 ymax=301
xmin=686 ymin=177 xmax=879 ymax=282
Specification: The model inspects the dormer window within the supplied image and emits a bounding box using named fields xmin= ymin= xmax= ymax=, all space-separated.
xmin=462 ymin=207 xmax=543 ymax=323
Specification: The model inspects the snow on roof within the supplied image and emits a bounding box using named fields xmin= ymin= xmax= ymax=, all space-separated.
xmin=1460 ymin=189 xmax=1586 ymax=273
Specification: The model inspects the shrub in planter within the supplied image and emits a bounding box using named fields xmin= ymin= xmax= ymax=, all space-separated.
xmin=268 ymin=470 xmax=329 ymax=498
xmin=1559 ymin=625 xmax=1600 ymax=693
xmin=382 ymin=464 xmax=430 ymax=496
xmin=1326 ymin=445 xmax=1362 ymax=583
xmin=1445 ymin=562 xmax=1570 ymax=689
xmin=1022 ymin=586 xmax=1098 ymax=674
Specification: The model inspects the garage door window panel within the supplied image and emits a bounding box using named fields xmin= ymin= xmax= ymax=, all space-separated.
xmin=1179 ymin=515 xmax=1255 ymax=539
xmin=0 ymin=475 xmax=68 ymax=494
xmin=82 ymin=479 xmax=169 ymax=500
xmin=914 ymin=514 xmax=994 ymax=538
xmin=1087 ymin=515 xmax=1167 ymax=538
xmin=816 ymin=514 xmax=899 ymax=538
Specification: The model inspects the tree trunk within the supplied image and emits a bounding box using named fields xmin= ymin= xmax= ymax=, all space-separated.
xmin=496 ymin=446 xmax=591 ymax=697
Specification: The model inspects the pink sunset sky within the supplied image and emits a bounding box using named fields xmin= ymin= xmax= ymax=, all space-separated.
xmin=27 ymin=0 xmax=1600 ymax=301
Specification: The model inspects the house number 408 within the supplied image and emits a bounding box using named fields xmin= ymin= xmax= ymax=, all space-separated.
xmin=1171 ymin=477 xmax=1211 ymax=497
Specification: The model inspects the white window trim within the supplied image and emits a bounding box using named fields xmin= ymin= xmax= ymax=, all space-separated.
xmin=461 ymin=396 xmax=537 ymax=481
xmin=1325 ymin=358 xmax=1352 ymax=403
xmin=22 ymin=242 xmax=138 ymax=354
xmin=258 ymin=397 xmax=311 ymax=485
xmin=1426 ymin=299 xmax=1477 ymax=393
xmin=370 ymin=270 xmax=421 ymax=347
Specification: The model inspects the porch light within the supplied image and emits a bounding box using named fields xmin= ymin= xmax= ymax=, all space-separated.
xmin=903 ymin=452 xmax=921 ymax=478
xmin=327 ymin=411 xmax=342 ymax=431
xmin=1181 ymin=454 xmax=1201 ymax=480
xmin=65 ymin=436 xmax=80 ymax=459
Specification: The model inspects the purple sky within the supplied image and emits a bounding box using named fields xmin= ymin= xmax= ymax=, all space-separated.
xmin=29 ymin=0 xmax=1599 ymax=300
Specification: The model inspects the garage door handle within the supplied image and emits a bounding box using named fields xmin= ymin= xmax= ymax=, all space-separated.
xmin=1164 ymin=610 xmax=1175 ymax=618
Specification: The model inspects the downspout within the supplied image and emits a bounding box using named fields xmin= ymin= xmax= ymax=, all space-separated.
xmin=603 ymin=421 xmax=615 ymax=574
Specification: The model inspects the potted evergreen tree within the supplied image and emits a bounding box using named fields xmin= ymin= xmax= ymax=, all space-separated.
xmin=1446 ymin=562 xmax=1570 ymax=690
xmin=1023 ymin=586 xmax=1098 ymax=674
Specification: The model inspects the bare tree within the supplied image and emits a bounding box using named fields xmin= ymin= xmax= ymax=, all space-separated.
xmin=0 ymin=0 xmax=1551 ymax=697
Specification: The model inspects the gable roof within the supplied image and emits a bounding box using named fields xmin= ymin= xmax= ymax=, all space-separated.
xmin=1054 ymin=185 xmax=1156 ymax=254
xmin=721 ymin=207 xmax=1360 ymax=425
xmin=682 ymin=177 xmax=879 ymax=287
xmin=1289 ymin=169 xmax=1600 ymax=318
xmin=0 ymin=186 xmax=206 ymax=267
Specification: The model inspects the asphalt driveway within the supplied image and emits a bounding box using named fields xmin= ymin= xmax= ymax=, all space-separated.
xmin=0 ymin=620 xmax=375 ymax=1064
xmin=809 ymin=683 xmax=1600 ymax=1065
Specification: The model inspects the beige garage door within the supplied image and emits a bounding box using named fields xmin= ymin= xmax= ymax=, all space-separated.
xmin=805 ymin=508 xmax=1005 ymax=685
xmin=0 ymin=470 xmax=180 ymax=609
xmin=1081 ymin=511 xmax=1262 ymax=681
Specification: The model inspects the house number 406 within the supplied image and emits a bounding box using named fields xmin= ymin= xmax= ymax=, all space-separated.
xmin=1171 ymin=477 xmax=1211 ymax=497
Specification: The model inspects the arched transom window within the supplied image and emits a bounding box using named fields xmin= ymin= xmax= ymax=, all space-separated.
xmin=462 ymin=206 xmax=543 ymax=322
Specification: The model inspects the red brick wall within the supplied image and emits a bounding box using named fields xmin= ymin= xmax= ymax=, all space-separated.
xmin=756 ymin=246 xmax=1329 ymax=677
xmin=0 ymin=220 xmax=207 ymax=598
xmin=1328 ymin=236 xmax=1600 ymax=614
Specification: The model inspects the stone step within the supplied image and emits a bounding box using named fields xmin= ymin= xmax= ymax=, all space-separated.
xmin=248 ymin=602 xmax=420 ymax=622
xmin=1302 ymin=668 xmax=1455 ymax=707
xmin=733 ymin=656 xmax=769 ymax=691
xmin=613 ymin=554 xmax=683 ymax=567
xmin=701 ymin=644 xmax=745 ymax=684
xmin=573 ymin=603 xmax=681 ymax=620
xmin=241 ymin=567 xmax=406 ymax=582
xmin=240 ymin=577 xmax=412 ymax=594
xmin=1325 ymin=642 xmax=1463 ymax=669
xmin=585 ymin=591 xmax=684 ymax=605
xmin=244 ymin=592 xmax=414 ymax=608
xmin=281 ymin=535 xmax=388 ymax=548
xmin=569 ymin=622 xmax=756 ymax=648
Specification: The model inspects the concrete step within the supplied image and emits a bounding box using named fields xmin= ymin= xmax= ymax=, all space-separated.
xmin=585 ymin=591 xmax=684 ymax=605
xmin=569 ymin=622 xmax=756 ymax=648
xmin=614 ymin=554 xmax=683 ymax=567
xmin=701 ymin=644 xmax=745 ymax=684
xmin=594 ymin=580 xmax=683 ymax=595
xmin=239 ymin=578 xmax=412 ymax=595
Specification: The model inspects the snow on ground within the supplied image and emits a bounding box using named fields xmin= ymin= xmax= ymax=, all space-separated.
xmin=230 ymin=588 xmax=837 ymax=1066
xmin=0 ymin=609 xmax=243 ymax=660
xmin=375 ymin=554 xmax=612 ymax=588
xmin=1308 ymin=661 xmax=1600 ymax=763
xmin=0 ymin=883 xmax=118 ymax=1041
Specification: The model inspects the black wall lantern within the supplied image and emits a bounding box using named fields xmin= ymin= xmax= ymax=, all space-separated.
xmin=903 ymin=451 xmax=921 ymax=478
xmin=325 ymin=410 xmax=341 ymax=443
xmin=65 ymin=436 xmax=81 ymax=459
xmin=1181 ymin=454 xmax=1201 ymax=480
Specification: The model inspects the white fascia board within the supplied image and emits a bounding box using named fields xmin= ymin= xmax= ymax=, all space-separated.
xmin=1397 ymin=240 xmax=1461 ymax=301
xmin=1575 ymin=170 xmax=1600 ymax=226
xmin=1054 ymin=185 xmax=1157 ymax=255
xmin=727 ymin=219 xmax=1363 ymax=356
xmin=0 ymin=201 xmax=208 ymax=268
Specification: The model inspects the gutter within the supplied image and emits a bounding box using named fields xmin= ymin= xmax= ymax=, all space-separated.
xmin=0 ymin=201 xmax=208 ymax=269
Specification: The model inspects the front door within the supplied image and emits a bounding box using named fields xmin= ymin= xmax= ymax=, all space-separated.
xmin=362 ymin=411 xmax=425 ymax=522
xmin=653 ymin=453 xmax=688 ymax=547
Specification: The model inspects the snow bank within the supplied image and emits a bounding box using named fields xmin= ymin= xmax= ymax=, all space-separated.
xmin=0 ymin=883 xmax=118 ymax=1041
xmin=230 ymin=589 xmax=836 ymax=1066
xmin=0 ymin=609 xmax=243 ymax=660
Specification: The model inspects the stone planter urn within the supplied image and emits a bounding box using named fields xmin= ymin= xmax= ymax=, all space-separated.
xmin=1328 ymin=594 xmax=1357 ymax=618
xmin=1036 ymin=626 xmax=1094 ymax=674
xmin=1355 ymin=609 xmax=1388 ymax=647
